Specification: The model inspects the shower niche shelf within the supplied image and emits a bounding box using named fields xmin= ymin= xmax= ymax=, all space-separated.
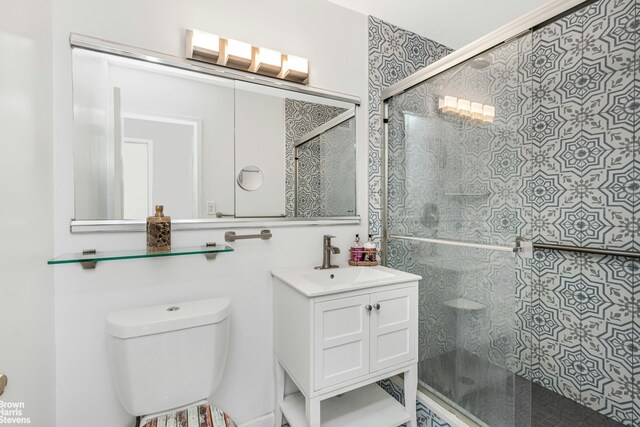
xmin=443 ymin=297 xmax=486 ymax=311
xmin=444 ymin=193 xmax=490 ymax=197
xmin=48 ymin=244 xmax=234 ymax=269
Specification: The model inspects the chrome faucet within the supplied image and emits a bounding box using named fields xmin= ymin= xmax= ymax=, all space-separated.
xmin=315 ymin=235 xmax=341 ymax=269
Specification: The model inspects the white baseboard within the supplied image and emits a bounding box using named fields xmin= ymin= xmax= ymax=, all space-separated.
xmin=237 ymin=412 xmax=274 ymax=427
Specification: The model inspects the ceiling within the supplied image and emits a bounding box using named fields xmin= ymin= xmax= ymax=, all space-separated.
xmin=326 ymin=0 xmax=549 ymax=49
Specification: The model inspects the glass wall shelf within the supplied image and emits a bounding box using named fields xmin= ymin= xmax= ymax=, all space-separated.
xmin=48 ymin=244 xmax=234 ymax=269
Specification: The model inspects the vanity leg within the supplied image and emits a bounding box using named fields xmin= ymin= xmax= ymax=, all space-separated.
xmin=274 ymin=358 xmax=285 ymax=426
xmin=305 ymin=396 xmax=321 ymax=427
xmin=404 ymin=365 xmax=418 ymax=427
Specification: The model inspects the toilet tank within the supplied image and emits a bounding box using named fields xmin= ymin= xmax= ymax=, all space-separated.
xmin=106 ymin=298 xmax=231 ymax=416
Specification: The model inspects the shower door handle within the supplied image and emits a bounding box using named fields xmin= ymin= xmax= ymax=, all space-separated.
xmin=514 ymin=237 xmax=533 ymax=258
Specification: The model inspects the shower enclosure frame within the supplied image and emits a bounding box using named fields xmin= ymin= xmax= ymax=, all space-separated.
xmin=379 ymin=0 xmax=590 ymax=264
xmin=377 ymin=0 xmax=594 ymax=424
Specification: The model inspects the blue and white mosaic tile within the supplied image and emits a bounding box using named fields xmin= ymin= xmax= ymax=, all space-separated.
xmin=368 ymin=16 xmax=452 ymax=243
xmin=378 ymin=379 xmax=451 ymax=427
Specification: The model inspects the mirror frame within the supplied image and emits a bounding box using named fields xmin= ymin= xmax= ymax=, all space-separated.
xmin=69 ymin=33 xmax=361 ymax=233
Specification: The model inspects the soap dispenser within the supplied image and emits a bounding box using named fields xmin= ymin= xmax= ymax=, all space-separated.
xmin=350 ymin=234 xmax=364 ymax=262
xmin=364 ymin=234 xmax=377 ymax=262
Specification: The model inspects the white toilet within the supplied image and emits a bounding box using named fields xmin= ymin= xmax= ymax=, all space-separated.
xmin=106 ymin=297 xmax=231 ymax=426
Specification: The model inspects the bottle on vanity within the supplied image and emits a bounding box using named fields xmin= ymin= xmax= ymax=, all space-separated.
xmin=364 ymin=234 xmax=377 ymax=262
xmin=147 ymin=205 xmax=171 ymax=253
xmin=350 ymin=234 xmax=364 ymax=262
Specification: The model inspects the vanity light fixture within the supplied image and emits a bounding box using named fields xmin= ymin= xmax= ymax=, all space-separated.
xmin=438 ymin=96 xmax=496 ymax=123
xmin=251 ymin=47 xmax=283 ymax=76
xmin=185 ymin=29 xmax=309 ymax=84
xmin=279 ymin=54 xmax=309 ymax=84
xmin=225 ymin=39 xmax=253 ymax=69
xmin=188 ymin=29 xmax=221 ymax=62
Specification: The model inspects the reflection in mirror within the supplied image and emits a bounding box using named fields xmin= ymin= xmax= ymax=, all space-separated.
xmin=73 ymin=48 xmax=232 ymax=221
xmin=72 ymin=47 xmax=357 ymax=223
xmin=237 ymin=166 xmax=264 ymax=191
xmin=294 ymin=112 xmax=356 ymax=217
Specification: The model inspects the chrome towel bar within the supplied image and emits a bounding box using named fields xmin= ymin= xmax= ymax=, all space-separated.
xmin=389 ymin=235 xmax=640 ymax=259
xmin=389 ymin=235 xmax=515 ymax=253
xmin=225 ymin=229 xmax=272 ymax=242
xmin=532 ymin=242 xmax=640 ymax=258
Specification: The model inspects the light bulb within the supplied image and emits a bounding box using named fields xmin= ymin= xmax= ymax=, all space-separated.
xmin=458 ymin=99 xmax=471 ymax=117
xmin=483 ymin=105 xmax=495 ymax=123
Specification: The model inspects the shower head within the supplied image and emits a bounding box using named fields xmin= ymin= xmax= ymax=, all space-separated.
xmin=470 ymin=55 xmax=491 ymax=70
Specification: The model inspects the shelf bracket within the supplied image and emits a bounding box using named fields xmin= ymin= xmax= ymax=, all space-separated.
xmin=205 ymin=243 xmax=218 ymax=260
xmin=81 ymin=249 xmax=98 ymax=270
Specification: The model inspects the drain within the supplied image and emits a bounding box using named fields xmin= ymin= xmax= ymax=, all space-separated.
xmin=458 ymin=375 xmax=475 ymax=386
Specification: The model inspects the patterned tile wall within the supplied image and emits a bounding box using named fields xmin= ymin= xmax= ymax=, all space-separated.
xmin=368 ymin=16 xmax=453 ymax=242
xmin=284 ymin=99 xmax=346 ymax=217
xmin=378 ymin=379 xmax=452 ymax=427
xmin=374 ymin=0 xmax=638 ymax=424
xmin=522 ymin=0 xmax=639 ymax=422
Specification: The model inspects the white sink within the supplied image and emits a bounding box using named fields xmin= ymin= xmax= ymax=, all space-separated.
xmin=272 ymin=265 xmax=421 ymax=297
xmin=301 ymin=267 xmax=395 ymax=286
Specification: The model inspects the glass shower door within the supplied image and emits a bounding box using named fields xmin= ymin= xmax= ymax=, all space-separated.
xmin=384 ymin=32 xmax=533 ymax=427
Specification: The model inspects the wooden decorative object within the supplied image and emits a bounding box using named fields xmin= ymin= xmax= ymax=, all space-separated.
xmin=147 ymin=205 xmax=171 ymax=253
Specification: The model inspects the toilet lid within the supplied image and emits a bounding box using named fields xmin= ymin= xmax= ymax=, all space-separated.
xmin=141 ymin=402 xmax=236 ymax=427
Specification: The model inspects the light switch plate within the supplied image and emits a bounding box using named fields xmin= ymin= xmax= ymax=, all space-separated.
xmin=207 ymin=201 xmax=216 ymax=216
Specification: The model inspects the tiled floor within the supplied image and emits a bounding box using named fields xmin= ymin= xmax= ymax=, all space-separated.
xmin=420 ymin=349 xmax=624 ymax=427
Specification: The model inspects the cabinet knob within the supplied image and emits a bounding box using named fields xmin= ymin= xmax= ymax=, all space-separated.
xmin=373 ymin=303 xmax=381 ymax=310
xmin=364 ymin=304 xmax=372 ymax=312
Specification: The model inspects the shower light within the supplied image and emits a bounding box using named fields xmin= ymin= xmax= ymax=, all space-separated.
xmin=457 ymin=99 xmax=471 ymax=117
xmin=439 ymin=96 xmax=458 ymax=113
xmin=471 ymin=102 xmax=484 ymax=120
xmin=483 ymin=105 xmax=495 ymax=123
xmin=438 ymin=94 xmax=496 ymax=123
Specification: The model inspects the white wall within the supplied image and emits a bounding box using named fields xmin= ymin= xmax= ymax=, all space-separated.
xmin=0 ymin=0 xmax=56 ymax=425
xmin=52 ymin=1 xmax=368 ymax=426
xmin=235 ymin=89 xmax=285 ymax=217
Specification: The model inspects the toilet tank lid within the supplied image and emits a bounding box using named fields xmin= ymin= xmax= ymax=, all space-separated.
xmin=106 ymin=297 xmax=230 ymax=339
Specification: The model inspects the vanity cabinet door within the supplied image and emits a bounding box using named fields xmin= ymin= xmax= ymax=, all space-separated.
xmin=314 ymin=295 xmax=370 ymax=390
xmin=369 ymin=287 xmax=417 ymax=372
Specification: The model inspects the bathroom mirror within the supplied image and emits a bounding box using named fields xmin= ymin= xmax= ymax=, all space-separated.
xmin=71 ymin=45 xmax=358 ymax=229
xmin=236 ymin=166 xmax=263 ymax=191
